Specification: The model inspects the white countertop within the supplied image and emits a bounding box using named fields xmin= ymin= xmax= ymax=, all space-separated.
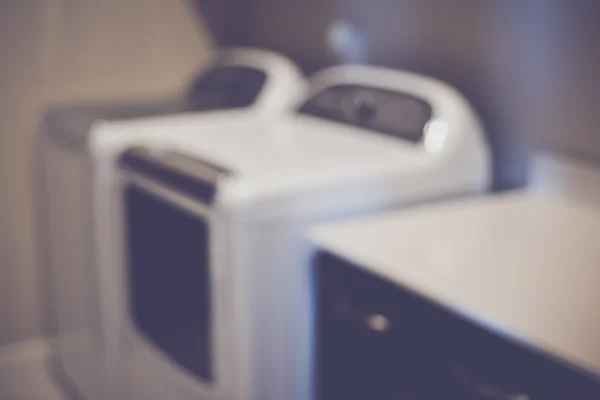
xmin=310 ymin=192 xmax=600 ymax=376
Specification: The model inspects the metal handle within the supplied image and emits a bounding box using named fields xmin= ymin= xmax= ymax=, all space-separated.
xmin=119 ymin=146 xmax=233 ymax=204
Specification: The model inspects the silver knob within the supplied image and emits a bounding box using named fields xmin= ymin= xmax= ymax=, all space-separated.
xmin=366 ymin=314 xmax=390 ymax=332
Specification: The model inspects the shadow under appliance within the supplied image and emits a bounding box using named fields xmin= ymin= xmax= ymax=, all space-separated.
xmin=37 ymin=47 xmax=305 ymax=400
xmin=93 ymin=65 xmax=490 ymax=400
xmin=309 ymin=156 xmax=600 ymax=400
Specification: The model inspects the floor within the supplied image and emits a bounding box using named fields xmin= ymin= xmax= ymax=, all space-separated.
xmin=0 ymin=338 xmax=67 ymax=400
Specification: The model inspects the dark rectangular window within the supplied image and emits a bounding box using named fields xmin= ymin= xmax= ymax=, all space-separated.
xmin=125 ymin=184 xmax=213 ymax=381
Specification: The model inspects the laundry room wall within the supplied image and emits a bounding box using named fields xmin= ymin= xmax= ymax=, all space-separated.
xmin=0 ymin=0 xmax=213 ymax=346
xmin=193 ymin=0 xmax=600 ymax=189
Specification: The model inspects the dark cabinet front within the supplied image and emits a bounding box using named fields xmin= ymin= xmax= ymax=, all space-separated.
xmin=125 ymin=184 xmax=213 ymax=382
xmin=314 ymin=251 xmax=600 ymax=400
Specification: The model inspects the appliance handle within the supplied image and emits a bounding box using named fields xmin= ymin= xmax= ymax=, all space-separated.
xmin=118 ymin=146 xmax=233 ymax=204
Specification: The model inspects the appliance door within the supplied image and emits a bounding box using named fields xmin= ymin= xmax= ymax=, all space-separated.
xmin=314 ymin=251 xmax=600 ymax=400
xmin=118 ymin=148 xmax=232 ymax=400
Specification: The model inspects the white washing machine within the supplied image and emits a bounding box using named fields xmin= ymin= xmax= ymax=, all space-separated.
xmin=36 ymin=47 xmax=305 ymax=400
xmin=309 ymin=152 xmax=600 ymax=400
xmin=89 ymin=65 xmax=490 ymax=400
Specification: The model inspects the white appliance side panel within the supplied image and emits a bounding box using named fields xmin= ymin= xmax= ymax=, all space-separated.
xmin=41 ymin=140 xmax=103 ymax=400
xmin=228 ymin=221 xmax=295 ymax=400
xmin=232 ymin=217 xmax=353 ymax=400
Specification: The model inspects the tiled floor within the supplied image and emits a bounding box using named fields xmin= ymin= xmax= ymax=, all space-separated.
xmin=0 ymin=338 xmax=67 ymax=400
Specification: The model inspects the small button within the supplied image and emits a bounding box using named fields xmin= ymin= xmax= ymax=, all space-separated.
xmin=367 ymin=314 xmax=390 ymax=332
xmin=353 ymin=92 xmax=377 ymax=123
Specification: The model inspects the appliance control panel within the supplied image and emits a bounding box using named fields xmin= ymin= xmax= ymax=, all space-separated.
xmin=187 ymin=66 xmax=267 ymax=110
xmin=298 ymin=84 xmax=432 ymax=143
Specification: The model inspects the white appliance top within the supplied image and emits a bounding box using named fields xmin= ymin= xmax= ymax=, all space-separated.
xmin=309 ymin=192 xmax=600 ymax=376
xmin=91 ymin=65 xmax=489 ymax=219
xmin=104 ymin=113 xmax=423 ymax=181
xmin=93 ymin=114 xmax=484 ymax=220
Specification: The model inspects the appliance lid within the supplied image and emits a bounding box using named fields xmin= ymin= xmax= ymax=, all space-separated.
xmin=95 ymin=112 xmax=431 ymax=200
xmin=309 ymin=192 xmax=600 ymax=377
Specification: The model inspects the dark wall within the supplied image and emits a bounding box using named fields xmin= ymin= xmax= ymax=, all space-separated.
xmin=192 ymin=0 xmax=600 ymax=190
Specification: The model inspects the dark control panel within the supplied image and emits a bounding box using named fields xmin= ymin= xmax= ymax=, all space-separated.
xmin=187 ymin=66 xmax=267 ymax=110
xmin=298 ymin=85 xmax=432 ymax=143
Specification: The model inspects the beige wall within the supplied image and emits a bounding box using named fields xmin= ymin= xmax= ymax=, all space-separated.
xmin=0 ymin=0 xmax=213 ymax=345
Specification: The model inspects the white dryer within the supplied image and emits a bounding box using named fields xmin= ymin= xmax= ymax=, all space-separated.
xmin=37 ymin=47 xmax=305 ymax=400
xmin=89 ymin=65 xmax=490 ymax=400
xmin=309 ymin=152 xmax=600 ymax=400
